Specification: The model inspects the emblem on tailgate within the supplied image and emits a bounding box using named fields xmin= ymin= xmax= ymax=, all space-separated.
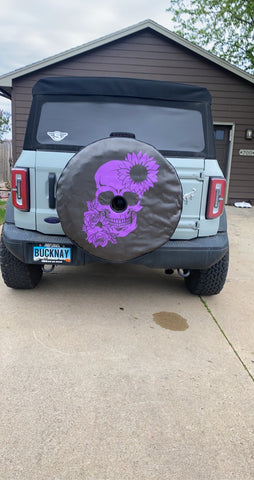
xmin=183 ymin=188 xmax=197 ymax=204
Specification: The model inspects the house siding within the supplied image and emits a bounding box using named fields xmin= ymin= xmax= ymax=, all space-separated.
xmin=12 ymin=29 xmax=254 ymax=203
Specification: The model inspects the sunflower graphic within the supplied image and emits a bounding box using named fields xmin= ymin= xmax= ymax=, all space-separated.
xmin=117 ymin=151 xmax=159 ymax=197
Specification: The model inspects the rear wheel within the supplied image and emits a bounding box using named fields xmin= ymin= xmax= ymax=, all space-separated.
xmin=0 ymin=236 xmax=43 ymax=289
xmin=185 ymin=251 xmax=229 ymax=296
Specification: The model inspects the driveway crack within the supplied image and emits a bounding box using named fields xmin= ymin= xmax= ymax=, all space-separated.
xmin=200 ymin=296 xmax=254 ymax=383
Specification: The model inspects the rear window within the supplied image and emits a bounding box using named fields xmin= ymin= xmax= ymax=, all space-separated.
xmin=36 ymin=100 xmax=205 ymax=153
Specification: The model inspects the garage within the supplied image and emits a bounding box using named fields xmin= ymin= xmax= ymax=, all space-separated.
xmin=0 ymin=19 xmax=253 ymax=204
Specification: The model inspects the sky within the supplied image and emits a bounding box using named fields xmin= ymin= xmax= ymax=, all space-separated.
xmin=0 ymin=0 xmax=173 ymax=113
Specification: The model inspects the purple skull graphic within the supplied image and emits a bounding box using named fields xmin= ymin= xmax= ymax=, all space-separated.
xmin=82 ymin=151 xmax=159 ymax=248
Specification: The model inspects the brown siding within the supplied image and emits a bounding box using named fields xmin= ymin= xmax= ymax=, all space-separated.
xmin=12 ymin=29 xmax=254 ymax=203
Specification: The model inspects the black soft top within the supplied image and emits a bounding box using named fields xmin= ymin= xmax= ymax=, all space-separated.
xmin=33 ymin=76 xmax=211 ymax=103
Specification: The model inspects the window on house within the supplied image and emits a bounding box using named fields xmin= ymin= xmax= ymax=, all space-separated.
xmin=214 ymin=129 xmax=225 ymax=141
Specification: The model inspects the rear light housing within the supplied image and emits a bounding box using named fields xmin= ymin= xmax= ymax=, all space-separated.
xmin=206 ymin=177 xmax=226 ymax=219
xmin=11 ymin=168 xmax=30 ymax=211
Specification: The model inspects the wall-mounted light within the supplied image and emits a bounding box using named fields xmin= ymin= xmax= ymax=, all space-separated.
xmin=245 ymin=129 xmax=253 ymax=140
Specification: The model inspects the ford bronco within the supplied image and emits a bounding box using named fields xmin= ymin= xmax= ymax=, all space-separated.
xmin=0 ymin=76 xmax=229 ymax=293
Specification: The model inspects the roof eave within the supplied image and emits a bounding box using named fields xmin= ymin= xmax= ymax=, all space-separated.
xmin=0 ymin=19 xmax=253 ymax=90
xmin=150 ymin=22 xmax=254 ymax=85
xmin=0 ymin=20 xmax=154 ymax=87
xmin=0 ymin=87 xmax=12 ymax=98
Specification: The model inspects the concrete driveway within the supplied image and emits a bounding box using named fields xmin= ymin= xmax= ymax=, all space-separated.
xmin=0 ymin=206 xmax=253 ymax=480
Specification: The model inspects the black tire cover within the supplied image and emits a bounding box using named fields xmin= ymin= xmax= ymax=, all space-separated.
xmin=56 ymin=137 xmax=182 ymax=262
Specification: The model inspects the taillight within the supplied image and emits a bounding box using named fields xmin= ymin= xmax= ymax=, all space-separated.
xmin=206 ymin=177 xmax=226 ymax=219
xmin=11 ymin=168 xmax=30 ymax=211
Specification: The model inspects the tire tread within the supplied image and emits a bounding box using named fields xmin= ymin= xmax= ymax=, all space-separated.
xmin=185 ymin=251 xmax=229 ymax=296
xmin=0 ymin=236 xmax=42 ymax=289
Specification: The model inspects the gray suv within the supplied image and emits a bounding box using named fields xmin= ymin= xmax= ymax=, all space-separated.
xmin=0 ymin=77 xmax=229 ymax=293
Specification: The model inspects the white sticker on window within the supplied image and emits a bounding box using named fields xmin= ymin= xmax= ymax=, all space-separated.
xmin=47 ymin=131 xmax=68 ymax=142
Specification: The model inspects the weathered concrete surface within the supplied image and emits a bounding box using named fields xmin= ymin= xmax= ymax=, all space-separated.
xmin=0 ymin=206 xmax=253 ymax=480
xmin=205 ymin=206 xmax=254 ymax=377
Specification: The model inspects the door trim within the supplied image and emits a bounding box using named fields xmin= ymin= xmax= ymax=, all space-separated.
xmin=213 ymin=122 xmax=235 ymax=204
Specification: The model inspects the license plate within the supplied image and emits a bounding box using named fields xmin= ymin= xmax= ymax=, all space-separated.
xmin=33 ymin=246 xmax=71 ymax=264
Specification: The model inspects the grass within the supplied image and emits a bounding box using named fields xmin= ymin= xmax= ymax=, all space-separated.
xmin=0 ymin=199 xmax=7 ymax=225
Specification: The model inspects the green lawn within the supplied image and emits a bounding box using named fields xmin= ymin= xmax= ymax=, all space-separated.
xmin=0 ymin=200 xmax=7 ymax=225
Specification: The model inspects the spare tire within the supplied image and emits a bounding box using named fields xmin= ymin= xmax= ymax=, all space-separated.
xmin=56 ymin=137 xmax=182 ymax=262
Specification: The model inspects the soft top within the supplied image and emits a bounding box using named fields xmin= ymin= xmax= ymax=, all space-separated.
xmin=32 ymin=76 xmax=211 ymax=103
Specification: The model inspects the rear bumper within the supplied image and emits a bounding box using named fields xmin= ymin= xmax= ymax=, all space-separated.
xmin=2 ymin=220 xmax=229 ymax=270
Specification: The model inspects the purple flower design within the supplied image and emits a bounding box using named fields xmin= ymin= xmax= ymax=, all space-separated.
xmin=83 ymin=199 xmax=117 ymax=247
xmin=82 ymin=151 xmax=159 ymax=248
xmin=83 ymin=200 xmax=101 ymax=229
xmin=118 ymin=151 xmax=159 ymax=197
xmin=86 ymin=226 xmax=117 ymax=248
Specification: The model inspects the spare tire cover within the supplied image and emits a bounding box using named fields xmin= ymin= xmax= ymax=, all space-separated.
xmin=56 ymin=137 xmax=182 ymax=262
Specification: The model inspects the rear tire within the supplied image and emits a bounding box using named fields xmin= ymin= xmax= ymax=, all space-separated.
xmin=0 ymin=236 xmax=43 ymax=289
xmin=185 ymin=251 xmax=229 ymax=296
